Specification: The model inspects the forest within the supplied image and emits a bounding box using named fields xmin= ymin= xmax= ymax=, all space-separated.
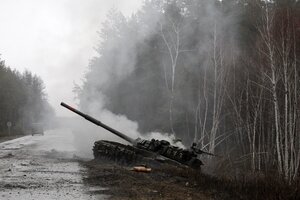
xmin=0 ymin=58 xmax=53 ymax=136
xmin=77 ymin=0 xmax=300 ymax=183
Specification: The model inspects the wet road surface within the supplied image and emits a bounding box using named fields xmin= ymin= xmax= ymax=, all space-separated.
xmin=0 ymin=129 xmax=108 ymax=200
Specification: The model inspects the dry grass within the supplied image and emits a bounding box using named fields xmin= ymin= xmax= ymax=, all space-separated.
xmin=164 ymin=166 xmax=300 ymax=200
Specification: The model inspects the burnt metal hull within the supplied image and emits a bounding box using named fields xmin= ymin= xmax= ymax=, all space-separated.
xmin=93 ymin=140 xmax=203 ymax=169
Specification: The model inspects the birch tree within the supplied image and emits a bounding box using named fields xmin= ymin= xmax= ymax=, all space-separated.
xmin=257 ymin=4 xmax=300 ymax=181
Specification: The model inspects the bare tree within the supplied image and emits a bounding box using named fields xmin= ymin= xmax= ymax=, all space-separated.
xmin=256 ymin=4 xmax=300 ymax=181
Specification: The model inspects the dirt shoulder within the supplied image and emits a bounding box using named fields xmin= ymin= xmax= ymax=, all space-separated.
xmin=82 ymin=159 xmax=300 ymax=200
xmin=0 ymin=135 xmax=25 ymax=143
xmin=83 ymin=160 xmax=215 ymax=200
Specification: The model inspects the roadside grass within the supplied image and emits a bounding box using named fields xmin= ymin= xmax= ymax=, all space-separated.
xmin=162 ymin=166 xmax=300 ymax=200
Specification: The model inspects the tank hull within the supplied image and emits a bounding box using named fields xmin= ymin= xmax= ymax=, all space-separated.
xmin=93 ymin=140 xmax=202 ymax=169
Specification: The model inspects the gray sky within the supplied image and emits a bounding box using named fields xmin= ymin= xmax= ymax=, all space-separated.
xmin=0 ymin=0 xmax=143 ymax=116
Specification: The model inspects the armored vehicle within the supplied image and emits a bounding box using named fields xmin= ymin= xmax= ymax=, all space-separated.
xmin=31 ymin=123 xmax=44 ymax=136
xmin=61 ymin=102 xmax=213 ymax=169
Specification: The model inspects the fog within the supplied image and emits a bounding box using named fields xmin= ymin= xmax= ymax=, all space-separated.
xmin=0 ymin=0 xmax=143 ymax=117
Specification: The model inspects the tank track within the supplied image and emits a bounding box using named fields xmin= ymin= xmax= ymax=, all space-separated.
xmin=93 ymin=140 xmax=174 ymax=167
xmin=93 ymin=140 xmax=144 ymax=165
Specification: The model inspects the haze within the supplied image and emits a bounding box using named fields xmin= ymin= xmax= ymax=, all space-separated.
xmin=0 ymin=0 xmax=142 ymax=116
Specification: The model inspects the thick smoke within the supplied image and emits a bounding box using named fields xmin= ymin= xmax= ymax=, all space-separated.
xmin=69 ymin=0 xmax=233 ymax=157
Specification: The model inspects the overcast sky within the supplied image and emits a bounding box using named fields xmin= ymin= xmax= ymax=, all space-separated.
xmin=0 ymin=0 xmax=143 ymax=116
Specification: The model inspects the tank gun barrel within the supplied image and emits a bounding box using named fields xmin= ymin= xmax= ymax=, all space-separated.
xmin=60 ymin=102 xmax=136 ymax=144
xmin=195 ymin=149 xmax=217 ymax=156
xmin=190 ymin=143 xmax=218 ymax=156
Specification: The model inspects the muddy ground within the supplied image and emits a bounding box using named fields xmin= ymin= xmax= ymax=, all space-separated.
xmin=0 ymin=130 xmax=107 ymax=200
xmin=82 ymin=160 xmax=215 ymax=200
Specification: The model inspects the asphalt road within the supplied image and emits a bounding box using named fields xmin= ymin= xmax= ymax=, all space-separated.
xmin=0 ymin=129 xmax=108 ymax=200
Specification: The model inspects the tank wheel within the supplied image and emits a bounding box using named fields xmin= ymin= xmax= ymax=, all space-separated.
xmin=93 ymin=140 xmax=139 ymax=165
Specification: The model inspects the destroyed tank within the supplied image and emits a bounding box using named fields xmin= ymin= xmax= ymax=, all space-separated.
xmin=61 ymin=102 xmax=214 ymax=169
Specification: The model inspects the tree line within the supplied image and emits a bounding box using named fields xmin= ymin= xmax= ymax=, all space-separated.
xmin=78 ymin=0 xmax=300 ymax=181
xmin=0 ymin=58 xmax=53 ymax=136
